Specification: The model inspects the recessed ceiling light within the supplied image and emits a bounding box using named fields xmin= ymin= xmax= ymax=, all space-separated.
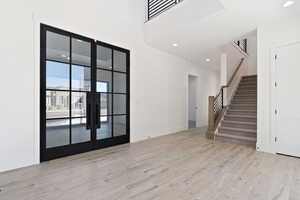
xmin=205 ymin=58 xmax=211 ymax=62
xmin=283 ymin=1 xmax=295 ymax=7
xmin=173 ymin=43 xmax=178 ymax=47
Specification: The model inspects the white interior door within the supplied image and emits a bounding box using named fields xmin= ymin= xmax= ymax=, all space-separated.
xmin=188 ymin=75 xmax=197 ymax=129
xmin=276 ymin=42 xmax=300 ymax=157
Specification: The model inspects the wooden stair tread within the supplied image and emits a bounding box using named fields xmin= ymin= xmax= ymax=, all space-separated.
xmin=222 ymin=120 xmax=257 ymax=125
xmin=209 ymin=71 xmax=257 ymax=146
xmin=219 ymin=126 xmax=257 ymax=133
xmin=217 ymin=133 xmax=257 ymax=141
xmin=227 ymin=109 xmax=257 ymax=112
xmin=225 ymin=114 xmax=257 ymax=118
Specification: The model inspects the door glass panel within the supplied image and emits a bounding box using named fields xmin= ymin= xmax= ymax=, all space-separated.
xmin=97 ymin=46 xmax=112 ymax=70
xmin=72 ymin=38 xmax=91 ymax=66
xmin=46 ymin=31 xmax=70 ymax=63
xmin=46 ymin=61 xmax=70 ymax=90
xmin=113 ymin=50 xmax=126 ymax=72
xmin=43 ymin=26 xmax=129 ymax=158
xmin=113 ymin=115 xmax=126 ymax=136
xmin=72 ymin=65 xmax=91 ymax=91
xmin=97 ymin=116 xmax=112 ymax=140
xmin=46 ymin=119 xmax=70 ymax=148
xmin=101 ymin=93 xmax=112 ymax=116
xmin=96 ymin=70 xmax=112 ymax=92
xmin=71 ymin=92 xmax=87 ymax=118
xmin=71 ymin=118 xmax=91 ymax=144
xmin=113 ymin=72 xmax=126 ymax=93
xmin=46 ymin=91 xmax=69 ymax=119
xmin=113 ymin=94 xmax=126 ymax=114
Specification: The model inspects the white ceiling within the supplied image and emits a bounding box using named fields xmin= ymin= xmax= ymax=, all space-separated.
xmin=144 ymin=0 xmax=300 ymax=70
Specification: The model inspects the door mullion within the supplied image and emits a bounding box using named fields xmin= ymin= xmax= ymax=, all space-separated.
xmin=40 ymin=25 xmax=47 ymax=161
xmin=111 ymin=49 xmax=114 ymax=138
xmin=127 ymin=51 xmax=130 ymax=140
xmin=91 ymin=40 xmax=97 ymax=142
xmin=69 ymin=35 xmax=72 ymax=145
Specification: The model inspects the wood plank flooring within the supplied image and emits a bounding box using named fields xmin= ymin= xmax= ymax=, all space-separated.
xmin=0 ymin=129 xmax=300 ymax=200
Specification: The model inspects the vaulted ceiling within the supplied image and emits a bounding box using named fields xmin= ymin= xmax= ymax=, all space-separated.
xmin=144 ymin=0 xmax=300 ymax=70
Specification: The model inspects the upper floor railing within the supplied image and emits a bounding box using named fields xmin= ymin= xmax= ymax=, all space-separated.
xmin=234 ymin=39 xmax=247 ymax=54
xmin=147 ymin=0 xmax=183 ymax=21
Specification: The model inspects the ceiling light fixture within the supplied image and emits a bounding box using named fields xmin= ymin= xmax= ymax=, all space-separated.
xmin=205 ymin=58 xmax=211 ymax=62
xmin=283 ymin=0 xmax=295 ymax=7
xmin=76 ymin=39 xmax=83 ymax=42
xmin=172 ymin=43 xmax=178 ymax=47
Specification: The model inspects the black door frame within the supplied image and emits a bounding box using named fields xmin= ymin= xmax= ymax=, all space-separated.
xmin=40 ymin=24 xmax=130 ymax=161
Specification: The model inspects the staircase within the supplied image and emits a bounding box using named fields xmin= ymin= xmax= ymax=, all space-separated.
xmin=216 ymin=75 xmax=257 ymax=146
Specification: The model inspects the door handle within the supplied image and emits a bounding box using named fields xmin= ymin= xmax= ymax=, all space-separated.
xmin=95 ymin=103 xmax=101 ymax=128
xmin=95 ymin=93 xmax=101 ymax=129
xmin=86 ymin=93 xmax=92 ymax=130
xmin=86 ymin=102 xmax=91 ymax=130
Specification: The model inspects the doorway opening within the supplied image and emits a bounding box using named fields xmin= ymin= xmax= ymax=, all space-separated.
xmin=188 ymin=75 xmax=198 ymax=129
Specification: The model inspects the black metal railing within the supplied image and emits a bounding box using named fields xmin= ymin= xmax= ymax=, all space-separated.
xmin=234 ymin=39 xmax=247 ymax=54
xmin=147 ymin=0 xmax=182 ymax=20
xmin=213 ymin=88 xmax=224 ymax=122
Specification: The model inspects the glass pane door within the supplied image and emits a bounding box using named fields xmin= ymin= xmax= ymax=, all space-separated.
xmin=41 ymin=24 xmax=129 ymax=161
xmin=70 ymin=38 xmax=92 ymax=144
xmin=44 ymin=29 xmax=92 ymax=149
xmin=45 ymin=31 xmax=71 ymax=148
xmin=95 ymin=43 xmax=129 ymax=140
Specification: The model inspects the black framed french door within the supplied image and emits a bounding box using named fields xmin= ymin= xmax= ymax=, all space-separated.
xmin=40 ymin=24 xmax=130 ymax=161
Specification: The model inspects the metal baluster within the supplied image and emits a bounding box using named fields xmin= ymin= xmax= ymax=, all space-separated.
xmin=221 ymin=88 xmax=224 ymax=109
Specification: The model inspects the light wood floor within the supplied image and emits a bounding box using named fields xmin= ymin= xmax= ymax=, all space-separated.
xmin=1 ymin=129 xmax=300 ymax=200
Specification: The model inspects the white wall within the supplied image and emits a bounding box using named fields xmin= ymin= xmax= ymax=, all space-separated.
xmin=226 ymin=46 xmax=244 ymax=82
xmin=220 ymin=43 xmax=245 ymax=106
xmin=222 ymin=32 xmax=258 ymax=83
xmin=0 ymin=0 xmax=36 ymax=174
xmin=244 ymin=32 xmax=257 ymax=76
xmin=0 ymin=0 xmax=218 ymax=172
xmin=196 ymin=70 xmax=219 ymax=127
xmin=257 ymin=16 xmax=300 ymax=153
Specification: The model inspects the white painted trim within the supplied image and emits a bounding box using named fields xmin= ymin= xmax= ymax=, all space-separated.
xmin=33 ymin=15 xmax=41 ymax=165
xmin=270 ymin=40 xmax=300 ymax=155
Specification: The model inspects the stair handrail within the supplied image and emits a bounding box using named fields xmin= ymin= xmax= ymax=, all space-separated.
xmin=206 ymin=58 xmax=245 ymax=139
xmin=222 ymin=58 xmax=245 ymax=90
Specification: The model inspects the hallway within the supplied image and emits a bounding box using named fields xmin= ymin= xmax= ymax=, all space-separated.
xmin=0 ymin=129 xmax=300 ymax=200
